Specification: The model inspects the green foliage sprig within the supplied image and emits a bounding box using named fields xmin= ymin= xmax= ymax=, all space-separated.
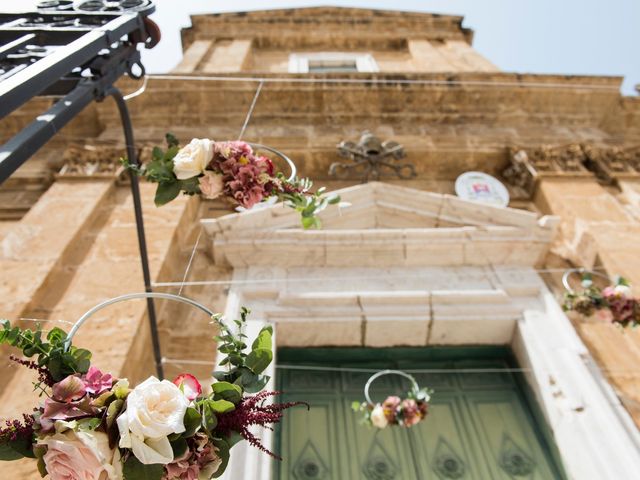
xmin=211 ymin=307 xmax=273 ymax=393
xmin=0 ymin=320 xmax=91 ymax=383
xmin=277 ymin=178 xmax=341 ymax=229
xmin=121 ymin=133 xmax=198 ymax=207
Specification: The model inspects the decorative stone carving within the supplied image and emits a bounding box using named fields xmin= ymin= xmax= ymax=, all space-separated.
xmin=582 ymin=144 xmax=640 ymax=183
xmin=503 ymin=144 xmax=590 ymax=197
xmin=331 ymin=131 xmax=415 ymax=182
xmin=57 ymin=144 xmax=126 ymax=178
xmin=504 ymin=144 xmax=640 ymax=196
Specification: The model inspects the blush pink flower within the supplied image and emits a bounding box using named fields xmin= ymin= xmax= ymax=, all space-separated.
xmin=382 ymin=396 xmax=401 ymax=423
xmin=198 ymin=171 xmax=224 ymax=200
xmin=173 ymin=374 xmax=202 ymax=401
xmin=163 ymin=433 xmax=221 ymax=480
xmin=82 ymin=367 xmax=113 ymax=396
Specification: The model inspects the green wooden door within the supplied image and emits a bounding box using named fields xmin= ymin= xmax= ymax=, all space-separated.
xmin=275 ymin=347 xmax=566 ymax=480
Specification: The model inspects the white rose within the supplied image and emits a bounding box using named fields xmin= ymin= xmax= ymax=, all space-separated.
xmin=117 ymin=376 xmax=190 ymax=465
xmin=173 ymin=138 xmax=213 ymax=180
xmin=39 ymin=425 xmax=122 ymax=480
xmin=370 ymin=405 xmax=388 ymax=429
xmin=614 ymin=284 xmax=632 ymax=298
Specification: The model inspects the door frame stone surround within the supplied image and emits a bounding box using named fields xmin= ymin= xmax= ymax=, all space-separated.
xmin=201 ymin=183 xmax=640 ymax=479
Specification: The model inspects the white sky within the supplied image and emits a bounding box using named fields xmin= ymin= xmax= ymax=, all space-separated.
xmin=3 ymin=0 xmax=639 ymax=94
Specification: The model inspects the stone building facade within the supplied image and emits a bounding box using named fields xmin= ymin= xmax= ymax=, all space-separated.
xmin=1 ymin=6 xmax=640 ymax=479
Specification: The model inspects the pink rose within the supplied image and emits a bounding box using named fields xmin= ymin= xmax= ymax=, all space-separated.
xmin=173 ymin=374 xmax=202 ymax=401
xmin=198 ymin=171 xmax=224 ymax=200
xmin=39 ymin=427 xmax=121 ymax=480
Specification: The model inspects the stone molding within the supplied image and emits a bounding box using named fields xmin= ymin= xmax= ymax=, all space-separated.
xmin=56 ymin=144 xmax=127 ymax=179
xmin=503 ymin=144 xmax=640 ymax=198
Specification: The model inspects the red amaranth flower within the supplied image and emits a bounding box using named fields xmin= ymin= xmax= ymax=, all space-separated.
xmin=9 ymin=355 xmax=54 ymax=387
xmin=0 ymin=414 xmax=35 ymax=446
xmin=215 ymin=391 xmax=308 ymax=460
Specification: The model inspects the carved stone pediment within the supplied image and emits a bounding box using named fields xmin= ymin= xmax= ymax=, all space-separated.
xmin=201 ymin=182 xmax=558 ymax=269
xmin=57 ymin=144 xmax=127 ymax=179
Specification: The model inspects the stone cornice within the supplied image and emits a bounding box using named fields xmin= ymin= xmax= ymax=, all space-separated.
xmin=183 ymin=7 xmax=472 ymax=48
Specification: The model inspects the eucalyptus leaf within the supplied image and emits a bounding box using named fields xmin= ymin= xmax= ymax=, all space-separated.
xmin=211 ymin=439 xmax=230 ymax=478
xmin=245 ymin=348 xmax=272 ymax=375
xmin=211 ymin=382 xmax=243 ymax=404
xmin=207 ymin=399 xmax=236 ymax=414
xmin=170 ymin=438 xmax=188 ymax=459
xmin=0 ymin=439 xmax=32 ymax=461
xmin=243 ymin=374 xmax=270 ymax=394
xmin=154 ymin=181 xmax=181 ymax=207
xmin=123 ymin=455 xmax=164 ymax=480
xmin=182 ymin=407 xmax=202 ymax=438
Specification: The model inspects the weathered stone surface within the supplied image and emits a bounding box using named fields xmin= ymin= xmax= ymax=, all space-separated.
xmin=0 ymin=6 xmax=640 ymax=477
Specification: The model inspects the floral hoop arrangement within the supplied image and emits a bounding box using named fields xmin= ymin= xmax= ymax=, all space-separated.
xmin=352 ymin=370 xmax=432 ymax=429
xmin=0 ymin=297 xmax=306 ymax=480
xmin=562 ymin=269 xmax=639 ymax=328
xmin=123 ymin=134 xmax=340 ymax=229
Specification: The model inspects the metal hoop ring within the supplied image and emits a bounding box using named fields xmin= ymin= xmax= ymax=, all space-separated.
xmin=64 ymin=292 xmax=216 ymax=351
xmin=364 ymin=369 xmax=419 ymax=405
xmin=562 ymin=268 xmax=612 ymax=294
xmin=247 ymin=143 xmax=297 ymax=182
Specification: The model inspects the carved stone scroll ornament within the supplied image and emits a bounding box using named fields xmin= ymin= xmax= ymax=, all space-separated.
xmin=330 ymin=131 xmax=416 ymax=182
xmin=57 ymin=144 xmax=127 ymax=178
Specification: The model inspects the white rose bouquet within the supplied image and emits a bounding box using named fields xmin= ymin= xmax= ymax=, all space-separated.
xmin=123 ymin=134 xmax=341 ymax=229
xmin=0 ymin=308 xmax=306 ymax=480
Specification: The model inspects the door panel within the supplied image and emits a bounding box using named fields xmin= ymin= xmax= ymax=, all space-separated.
xmin=275 ymin=348 xmax=566 ymax=480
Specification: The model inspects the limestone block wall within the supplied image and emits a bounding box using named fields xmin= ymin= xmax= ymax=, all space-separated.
xmin=0 ymin=182 xmax=197 ymax=478
xmin=535 ymin=177 xmax=640 ymax=427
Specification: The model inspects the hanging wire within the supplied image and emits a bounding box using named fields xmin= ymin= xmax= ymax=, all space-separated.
xmin=237 ymin=80 xmax=263 ymax=141
xmin=157 ymin=358 xmax=640 ymax=377
xmin=150 ymin=266 xmax=609 ymax=288
xmin=177 ymin=229 xmax=202 ymax=296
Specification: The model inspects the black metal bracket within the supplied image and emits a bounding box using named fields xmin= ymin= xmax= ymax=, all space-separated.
xmin=0 ymin=2 xmax=165 ymax=379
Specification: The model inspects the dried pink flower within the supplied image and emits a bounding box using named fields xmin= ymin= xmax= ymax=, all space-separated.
xmin=163 ymin=433 xmax=221 ymax=480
